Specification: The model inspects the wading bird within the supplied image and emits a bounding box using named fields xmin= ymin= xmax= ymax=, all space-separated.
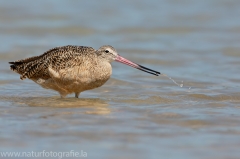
xmin=9 ymin=45 xmax=160 ymax=98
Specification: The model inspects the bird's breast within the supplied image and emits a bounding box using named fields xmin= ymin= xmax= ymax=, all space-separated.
xmin=73 ymin=62 xmax=112 ymax=86
xmin=52 ymin=61 xmax=112 ymax=91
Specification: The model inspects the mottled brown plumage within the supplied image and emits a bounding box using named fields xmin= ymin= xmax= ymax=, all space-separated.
xmin=9 ymin=45 xmax=160 ymax=98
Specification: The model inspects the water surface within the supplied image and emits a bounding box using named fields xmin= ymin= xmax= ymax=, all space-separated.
xmin=0 ymin=0 xmax=240 ymax=159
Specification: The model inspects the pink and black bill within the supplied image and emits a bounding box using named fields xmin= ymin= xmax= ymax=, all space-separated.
xmin=115 ymin=55 xmax=160 ymax=76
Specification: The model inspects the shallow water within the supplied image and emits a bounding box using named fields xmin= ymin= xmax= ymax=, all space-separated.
xmin=1 ymin=0 xmax=240 ymax=159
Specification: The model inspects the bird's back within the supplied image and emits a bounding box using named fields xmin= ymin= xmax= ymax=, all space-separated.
xmin=9 ymin=45 xmax=96 ymax=80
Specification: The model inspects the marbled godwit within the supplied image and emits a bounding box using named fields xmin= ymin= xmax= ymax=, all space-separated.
xmin=9 ymin=45 xmax=160 ymax=98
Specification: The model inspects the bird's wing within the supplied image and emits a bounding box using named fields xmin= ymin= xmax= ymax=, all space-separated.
xmin=9 ymin=45 xmax=95 ymax=80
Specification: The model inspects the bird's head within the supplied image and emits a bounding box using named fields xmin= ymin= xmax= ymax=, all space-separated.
xmin=97 ymin=45 xmax=118 ymax=63
xmin=97 ymin=45 xmax=160 ymax=76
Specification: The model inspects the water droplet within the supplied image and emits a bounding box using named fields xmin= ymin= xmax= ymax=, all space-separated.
xmin=161 ymin=74 xmax=183 ymax=88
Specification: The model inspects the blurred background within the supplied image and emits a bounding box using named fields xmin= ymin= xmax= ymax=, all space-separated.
xmin=0 ymin=0 xmax=240 ymax=159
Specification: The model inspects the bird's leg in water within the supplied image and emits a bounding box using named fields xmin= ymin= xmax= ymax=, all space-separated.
xmin=75 ymin=92 xmax=80 ymax=98
xmin=60 ymin=93 xmax=67 ymax=98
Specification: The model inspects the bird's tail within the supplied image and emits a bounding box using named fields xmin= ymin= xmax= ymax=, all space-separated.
xmin=9 ymin=61 xmax=27 ymax=79
xmin=9 ymin=55 xmax=41 ymax=80
xmin=9 ymin=61 xmax=21 ymax=70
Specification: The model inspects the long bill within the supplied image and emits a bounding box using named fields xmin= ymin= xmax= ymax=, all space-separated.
xmin=115 ymin=55 xmax=160 ymax=76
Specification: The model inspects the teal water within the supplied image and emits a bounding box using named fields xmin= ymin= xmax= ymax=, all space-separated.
xmin=0 ymin=0 xmax=240 ymax=159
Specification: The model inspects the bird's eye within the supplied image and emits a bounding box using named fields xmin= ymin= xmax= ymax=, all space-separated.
xmin=105 ymin=50 xmax=109 ymax=53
